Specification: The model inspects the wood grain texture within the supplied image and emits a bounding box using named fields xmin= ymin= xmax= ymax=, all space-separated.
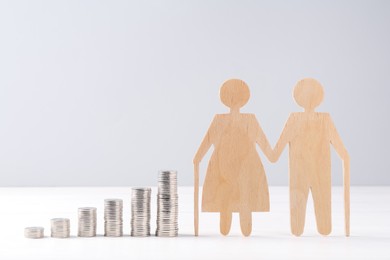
xmin=193 ymin=79 xmax=273 ymax=236
xmin=271 ymin=78 xmax=350 ymax=237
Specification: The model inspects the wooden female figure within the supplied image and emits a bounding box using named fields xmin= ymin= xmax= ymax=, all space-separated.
xmin=193 ymin=79 xmax=274 ymax=236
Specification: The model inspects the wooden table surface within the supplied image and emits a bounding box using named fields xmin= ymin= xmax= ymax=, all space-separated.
xmin=0 ymin=186 xmax=388 ymax=259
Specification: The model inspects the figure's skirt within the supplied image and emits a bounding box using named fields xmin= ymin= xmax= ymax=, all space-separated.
xmin=201 ymin=152 xmax=270 ymax=213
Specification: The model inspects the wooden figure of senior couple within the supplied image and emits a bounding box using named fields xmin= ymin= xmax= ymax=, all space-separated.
xmin=193 ymin=78 xmax=350 ymax=237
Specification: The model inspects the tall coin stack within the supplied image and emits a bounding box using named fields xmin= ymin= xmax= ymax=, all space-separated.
xmin=104 ymin=199 xmax=123 ymax=237
xmin=51 ymin=218 xmax=70 ymax=238
xmin=78 ymin=207 xmax=97 ymax=237
xmin=131 ymin=188 xmax=151 ymax=237
xmin=156 ymin=170 xmax=178 ymax=237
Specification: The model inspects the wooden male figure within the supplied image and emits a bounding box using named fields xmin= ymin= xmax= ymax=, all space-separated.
xmin=271 ymin=78 xmax=350 ymax=236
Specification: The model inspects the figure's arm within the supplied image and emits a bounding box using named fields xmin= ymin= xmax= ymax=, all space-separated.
xmin=271 ymin=115 xmax=294 ymax=162
xmin=193 ymin=116 xmax=216 ymax=165
xmin=328 ymin=115 xmax=350 ymax=188
xmin=329 ymin=115 xmax=349 ymax=161
xmin=253 ymin=116 xmax=274 ymax=162
xmin=328 ymin=115 xmax=350 ymax=236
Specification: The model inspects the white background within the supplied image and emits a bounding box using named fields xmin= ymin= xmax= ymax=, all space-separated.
xmin=1 ymin=0 xmax=389 ymax=186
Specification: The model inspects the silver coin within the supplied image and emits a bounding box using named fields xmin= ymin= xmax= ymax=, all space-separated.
xmin=51 ymin=218 xmax=70 ymax=238
xmin=158 ymin=171 xmax=177 ymax=195
xmin=78 ymin=207 xmax=97 ymax=237
xmin=131 ymin=188 xmax=151 ymax=237
xmin=156 ymin=170 xmax=179 ymax=237
xmin=24 ymin=227 xmax=44 ymax=239
xmin=104 ymin=199 xmax=123 ymax=237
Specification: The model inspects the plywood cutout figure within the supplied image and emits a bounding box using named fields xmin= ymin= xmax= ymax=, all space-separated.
xmin=271 ymin=78 xmax=350 ymax=236
xmin=193 ymin=79 xmax=274 ymax=236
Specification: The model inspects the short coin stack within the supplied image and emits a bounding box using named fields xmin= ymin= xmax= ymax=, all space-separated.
xmin=104 ymin=199 xmax=123 ymax=237
xmin=24 ymin=227 xmax=44 ymax=239
xmin=131 ymin=188 xmax=151 ymax=237
xmin=78 ymin=207 xmax=97 ymax=237
xmin=51 ymin=218 xmax=70 ymax=238
xmin=156 ymin=170 xmax=178 ymax=237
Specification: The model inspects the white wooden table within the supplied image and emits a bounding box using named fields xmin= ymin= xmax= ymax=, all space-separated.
xmin=0 ymin=187 xmax=389 ymax=259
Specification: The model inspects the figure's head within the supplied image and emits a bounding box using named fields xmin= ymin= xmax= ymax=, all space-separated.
xmin=293 ymin=78 xmax=324 ymax=112
xmin=220 ymin=79 xmax=250 ymax=110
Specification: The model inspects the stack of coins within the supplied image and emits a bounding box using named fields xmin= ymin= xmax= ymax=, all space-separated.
xmin=51 ymin=218 xmax=70 ymax=238
xmin=24 ymin=227 xmax=44 ymax=239
xmin=104 ymin=199 xmax=123 ymax=237
xmin=156 ymin=170 xmax=178 ymax=237
xmin=131 ymin=188 xmax=151 ymax=237
xmin=78 ymin=207 xmax=97 ymax=237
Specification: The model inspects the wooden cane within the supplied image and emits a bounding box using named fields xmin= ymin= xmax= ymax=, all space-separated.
xmin=344 ymin=157 xmax=350 ymax=237
xmin=194 ymin=163 xmax=199 ymax=236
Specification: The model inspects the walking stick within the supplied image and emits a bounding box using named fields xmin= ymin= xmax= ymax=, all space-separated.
xmin=344 ymin=157 xmax=350 ymax=237
xmin=194 ymin=163 xmax=199 ymax=236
